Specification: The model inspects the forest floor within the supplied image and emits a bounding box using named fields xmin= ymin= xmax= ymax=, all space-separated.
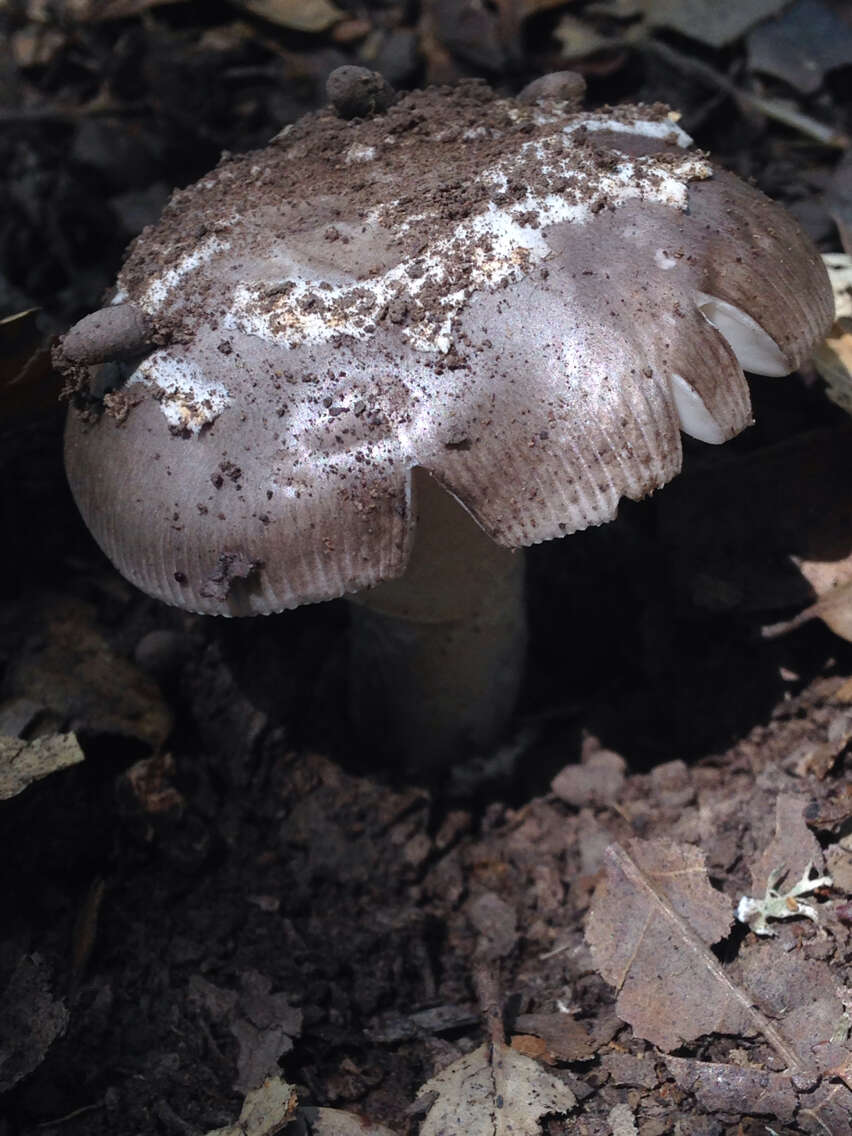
xmin=2 ymin=2 xmax=852 ymax=1134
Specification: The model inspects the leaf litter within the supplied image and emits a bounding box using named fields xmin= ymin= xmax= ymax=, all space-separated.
xmin=414 ymin=1041 xmax=576 ymax=1136
xmin=585 ymin=791 xmax=851 ymax=1126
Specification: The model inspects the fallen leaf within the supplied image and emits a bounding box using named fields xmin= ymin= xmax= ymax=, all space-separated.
xmin=205 ymin=1076 xmax=296 ymax=1136
xmin=415 ymin=1041 xmax=575 ymax=1136
xmin=227 ymin=0 xmax=343 ymax=32
xmin=746 ymin=0 xmax=852 ymax=94
xmin=608 ymin=1102 xmax=637 ymax=1136
xmin=798 ymin=1080 xmax=852 ymax=1134
xmin=599 ymin=1052 xmax=658 ymax=1088
xmin=664 ymin=1057 xmax=797 ymax=1122
xmin=513 ymin=1012 xmax=596 ymax=1062
xmin=813 ymin=253 xmax=852 ymax=417
xmin=299 ymin=1107 xmax=397 ymax=1135
xmin=585 ymin=840 xmax=807 ymax=1068
xmin=0 ymin=955 xmax=68 ymax=1092
xmin=0 ymin=732 xmax=84 ymax=800
xmin=5 ymin=596 xmax=173 ymax=755
xmin=553 ymin=14 xmax=618 ymax=61
xmin=467 ymin=891 xmax=518 ymax=960
xmin=802 ymin=782 xmax=852 ymax=829
xmin=782 ymin=578 xmax=852 ymax=642
xmin=636 ymin=0 xmax=790 ymax=48
xmin=188 ymin=971 xmax=302 ymax=1093
xmin=233 ymin=971 xmax=302 ymax=1093
xmin=732 ymin=944 xmax=852 ymax=1074
xmin=786 ymin=710 xmax=852 ymax=778
xmin=550 ymin=746 xmax=625 ymax=808
xmin=749 ymin=794 xmax=826 ymax=897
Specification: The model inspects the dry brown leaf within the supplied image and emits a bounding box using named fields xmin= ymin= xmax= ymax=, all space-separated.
xmin=802 ymin=782 xmax=852 ymax=829
xmin=205 ymin=1076 xmax=296 ymax=1136
xmin=510 ymin=1035 xmax=550 ymax=1062
xmin=585 ymin=840 xmax=807 ymax=1068
xmin=6 ymin=596 xmax=173 ymax=754
xmin=775 ymin=578 xmax=852 ymax=642
xmin=664 ymin=1057 xmax=797 ymax=1122
xmin=732 ymin=944 xmax=851 ymax=1075
xmin=300 ymin=1107 xmax=397 ymax=1135
xmin=749 ymin=794 xmax=825 ymax=897
xmin=635 ymin=0 xmax=789 ymax=47
xmin=746 ymin=0 xmax=852 ymax=95
xmin=798 ymin=1080 xmax=852 ymax=1134
xmin=0 ymin=732 xmax=84 ymax=800
xmin=514 ymin=1012 xmax=597 ymax=1062
xmin=0 ymin=955 xmax=68 ymax=1092
xmin=553 ymin=14 xmax=617 ymax=61
xmin=415 ymin=1040 xmax=575 ymax=1136
xmin=813 ymin=253 xmax=852 ymax=420
xmin=188 ymin=972 xmax=302 ymax=1095
xmin=227 ymin=0 xmax=343 ymax=32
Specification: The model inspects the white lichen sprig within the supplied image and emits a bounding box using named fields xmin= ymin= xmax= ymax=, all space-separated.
xmin=736 ymin=862 xmax=833 ymax=937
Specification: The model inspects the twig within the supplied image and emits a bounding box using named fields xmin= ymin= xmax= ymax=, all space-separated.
xmin=640 ymin=36 xmax=849 ymax=149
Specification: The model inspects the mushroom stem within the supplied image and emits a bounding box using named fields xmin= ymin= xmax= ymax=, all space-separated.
xmin=347 ymin=468 xmax=527 ymax=772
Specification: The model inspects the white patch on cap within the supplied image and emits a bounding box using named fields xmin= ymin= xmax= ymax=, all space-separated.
xmin=655 ymin=249 xmax=678 ymax=270
xmin=565 ymin=115 xmax=693 ymax=148
xmin=128 ymin=351 xmax=231 ymax=433
xmin=344 ymin=143 xmax=377 ymax=164
xmin=225 ymin=123 xmax=711 ymax=355
xmin=136 ymin=235 xmax=233 ymax=311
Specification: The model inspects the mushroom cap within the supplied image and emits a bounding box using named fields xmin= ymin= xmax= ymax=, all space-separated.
xmin=62 ymin=80 xmax=833 ymax=616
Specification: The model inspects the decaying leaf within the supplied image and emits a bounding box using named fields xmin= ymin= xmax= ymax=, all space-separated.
xmin=415 ymin=1040 xmax=575 ymax=1136
xmin=205 ymin=1076 xmax=296 ymax=1136
xmin=5 ymin=596 xmax=173 ymax=754
xmin=798 ymin=1080 xmax=852 ymax=1134
xmin=0 ymin=732 xmax=84 ymax=800
xmin=553 ymin=14 xmax=617 ymax=61
xmin=746 ymin=0 xmax=852 ymax=95
xmin=779 ymin=579 xmax=852 ymax=642
xmin=664 ymin=1056 xmax=797 ymax=1122
xmin=0 ymin=954 xmax=69 ymax=1092
xmin=226 ymin=0 xmax=343 ymax=32
xmin=813 ymin=253 xmax=852 ymax=416
xmin=750 ymin=794 xmax=827 ymax=897
xmin=732 ymin=943 xmax=852 ymax=1075
xmin=298 ymin=1107 xmax=397 ymax=1135
xmin=513 ymin=1012 xmax=596 ymax=1063
xmin=188 ymin=971 xmax=302 ymax=1094
xmin=634 ymin=0 xmax=789 ymax=48
xmin=585 ymin=839 xmax=807 ymax=1067
xmin=586 ymin=839 xmax=737 ymax=1050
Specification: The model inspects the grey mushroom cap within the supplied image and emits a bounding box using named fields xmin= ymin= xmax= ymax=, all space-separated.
xmin=62 ymin=81 xmax=833 ymax=617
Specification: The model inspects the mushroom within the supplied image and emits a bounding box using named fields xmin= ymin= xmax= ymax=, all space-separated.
xmin=57 ymin=72 xmax=833 ymax=771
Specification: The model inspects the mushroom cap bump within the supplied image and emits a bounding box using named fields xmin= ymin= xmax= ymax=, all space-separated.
xmin=61 ymin=79 xmax=833 ymax=618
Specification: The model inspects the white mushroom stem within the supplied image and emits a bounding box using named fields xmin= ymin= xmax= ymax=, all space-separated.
xmin=347 ymin=468 xmax=527 ymax=772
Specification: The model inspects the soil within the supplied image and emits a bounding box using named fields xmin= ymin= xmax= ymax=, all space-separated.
xmin=1 ymin=4 xmax=851 ymax=1135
